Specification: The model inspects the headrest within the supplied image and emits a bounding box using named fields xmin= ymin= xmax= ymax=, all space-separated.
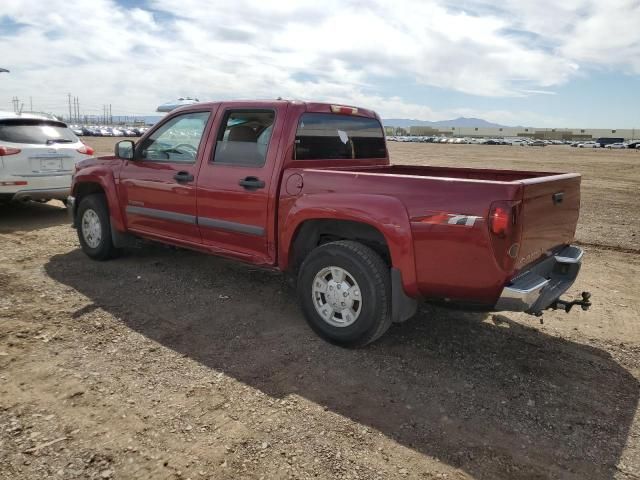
xmin=228 ymin=125 xmax=257 ymax=142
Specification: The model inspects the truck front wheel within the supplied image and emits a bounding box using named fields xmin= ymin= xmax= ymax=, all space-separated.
xmin=297 ymin=240 xmax=392 ymax=347
xmin=76 ymin=193 xmax=118 ymax=261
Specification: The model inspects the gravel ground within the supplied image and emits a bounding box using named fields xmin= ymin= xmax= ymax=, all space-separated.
xmin=1 ymin=140 xmax=638 ymax=479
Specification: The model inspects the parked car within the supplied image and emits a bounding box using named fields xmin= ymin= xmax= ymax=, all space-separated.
xmin=578 ymin=141 xmax=599 ymax=148
xmin=0 ymin=112 xmax=94 ymax=204
xmin=68 ymin=100 xmax=590 ymax=347
xmin=529 ymin=140 xmax=546 ymax=147
xmin=596 ymin=137 xmax=624 ymax=148
xmin=606 ymin=143 xmax=627 ymax=149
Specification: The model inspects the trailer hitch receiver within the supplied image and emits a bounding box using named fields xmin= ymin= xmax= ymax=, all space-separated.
xmin=549 ymin=291 xmax=592 ymax=313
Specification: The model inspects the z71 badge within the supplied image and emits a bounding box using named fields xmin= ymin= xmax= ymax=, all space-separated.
xmin=414 ymin=212 xmax=483 ymax=227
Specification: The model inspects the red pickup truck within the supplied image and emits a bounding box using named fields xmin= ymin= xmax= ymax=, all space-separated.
xmin=68 ymin=100 xmax=590 ymax=346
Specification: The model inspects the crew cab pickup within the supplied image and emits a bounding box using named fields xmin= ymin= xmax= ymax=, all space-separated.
xmin=68 ymin=100 xmax=589 ymax=347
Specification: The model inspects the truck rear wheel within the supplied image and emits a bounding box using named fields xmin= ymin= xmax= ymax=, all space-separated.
xmin=297 ymin=240 xmax=392 ymax=347
xmin=76 ymin=193 xmax=118 ymax=261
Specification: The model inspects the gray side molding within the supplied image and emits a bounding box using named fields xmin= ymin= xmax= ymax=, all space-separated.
xmin=125 ymin=205 xmax=197 ymax=225
xmin=198 ymin=216 xmax=265 ymax=236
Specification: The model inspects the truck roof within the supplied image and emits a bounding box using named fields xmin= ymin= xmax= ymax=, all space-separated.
xmin=169 ymin=100 xmax=380 ymax=119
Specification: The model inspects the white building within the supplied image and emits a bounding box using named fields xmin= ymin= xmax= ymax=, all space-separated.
xmin=406 ymin=125 xmax=639 ymax=141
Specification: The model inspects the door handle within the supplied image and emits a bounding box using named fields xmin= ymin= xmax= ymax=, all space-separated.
xmin=174 ymin=171 xmax=194 ymax=183
xmin=239 ymin=176 xmax=265 ymax=190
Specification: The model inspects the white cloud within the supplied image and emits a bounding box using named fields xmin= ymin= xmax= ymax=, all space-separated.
xmin=0 ymin=0 xmax=638 ymax=123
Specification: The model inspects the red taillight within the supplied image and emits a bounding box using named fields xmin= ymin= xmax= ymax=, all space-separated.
xmin=0 ymin=181 xmax=28 ymax=186
xmin=488 ymin=201 xmax=522 ymax=271
xmin=330 ymin=105 xmax=358 ymax=115
xmin=490 ymin=207 xmax=510 ymax=237
xmin=0 ymin=146 xmax=21 ymax=156
xmin=77 ymin=144 xmax=95 ymax=156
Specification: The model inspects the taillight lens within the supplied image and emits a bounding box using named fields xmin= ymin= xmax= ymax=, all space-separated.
xmin=490 ymin=206 xmax=510 ymax=237
xmin=77 ymin=144 xmax=95 ymax=156
xmin=330 ymin=105 xmax=359 ymax=115
xmin=0 ymin=146 xmax=21 ymax=156
xmin=1 ymin=180 xmax=28 ymax=186
xmin=488 ymin=200 xmax=522 ymax=271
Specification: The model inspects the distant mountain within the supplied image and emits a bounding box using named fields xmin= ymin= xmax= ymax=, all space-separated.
xmin=383 ymin=117 xmax=508 ymax=128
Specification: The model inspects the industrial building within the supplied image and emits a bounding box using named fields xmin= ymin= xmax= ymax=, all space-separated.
xmin=396 ymin=125 xmax=639 ymax=141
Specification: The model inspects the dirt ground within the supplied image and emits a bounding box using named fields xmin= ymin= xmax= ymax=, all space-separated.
xmin=1 ymin=139 xmax=639 ymax=480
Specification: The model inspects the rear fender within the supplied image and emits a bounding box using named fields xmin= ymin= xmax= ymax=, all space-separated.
xmin=280 ymin=193 xmax=418 ymax=297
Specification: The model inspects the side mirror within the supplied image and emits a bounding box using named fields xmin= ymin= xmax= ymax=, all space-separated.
xmin=115 ymin=140 xmax=135 ymax=160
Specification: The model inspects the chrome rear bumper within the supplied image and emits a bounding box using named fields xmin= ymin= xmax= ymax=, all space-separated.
xmin=495 ymin=245 xmax=584 ymax=314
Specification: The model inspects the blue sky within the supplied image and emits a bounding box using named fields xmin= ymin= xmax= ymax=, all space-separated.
xmin=1 ymin=0 xmax=639 ymax=127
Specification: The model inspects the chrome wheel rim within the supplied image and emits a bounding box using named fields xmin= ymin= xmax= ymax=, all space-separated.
xmin=312 ymin=266 xmax=362 ymax=327
xmin=81 ymin=209 xmax=102 ymax=249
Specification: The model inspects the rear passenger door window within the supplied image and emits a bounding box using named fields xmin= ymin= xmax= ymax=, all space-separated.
xmin=212 ymin=110 xmax=275 ymax=167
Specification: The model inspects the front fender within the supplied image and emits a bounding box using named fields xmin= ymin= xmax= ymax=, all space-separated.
xmin=72 ymin=168 xmax=124 ymax=232
xmin=279 ymin=193 xmax=418 ymax=297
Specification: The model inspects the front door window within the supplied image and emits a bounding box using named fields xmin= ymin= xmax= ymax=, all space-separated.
xmin=136 ymin=111 xmax=210 ymax=163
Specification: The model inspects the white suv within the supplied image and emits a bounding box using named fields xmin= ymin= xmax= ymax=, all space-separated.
xmin=0 ymin=112 xmax=94 ymax=204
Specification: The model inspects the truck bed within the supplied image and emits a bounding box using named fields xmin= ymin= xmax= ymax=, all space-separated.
xmin=324 ymin=164 xmax=566 ymax=183
xmin=290 ymin=163 xmax=581 ymax=304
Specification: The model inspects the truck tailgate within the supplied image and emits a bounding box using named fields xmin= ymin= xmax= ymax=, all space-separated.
xmin=516 ymin=174 xmax=581 ymax=270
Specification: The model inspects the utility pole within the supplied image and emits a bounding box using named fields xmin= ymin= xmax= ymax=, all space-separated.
xmin=109 ymin=104 xmax=112 ymax=125
xmin=68 ymin=93 xmax=72 ymax=123
xmin=29 ymin=96 xmax=33 ymax=112
xmin=11 ymin=96 xmax=23 ymax=114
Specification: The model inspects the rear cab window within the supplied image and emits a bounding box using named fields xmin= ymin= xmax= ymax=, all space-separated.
xmin=294 ymin=113 xmax=386 ymax=160
xmin=0 ymin=119 xmax=78 ymax=145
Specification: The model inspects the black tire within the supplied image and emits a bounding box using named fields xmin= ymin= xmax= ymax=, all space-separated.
xmin=76 ymin=193 xmax=118 ymax=260
xmin=297 ymin=240 xmax=392 ymax=347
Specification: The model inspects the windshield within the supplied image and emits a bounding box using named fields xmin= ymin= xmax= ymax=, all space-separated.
xmin=0 ymin=119 xmax=78 ymax=145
